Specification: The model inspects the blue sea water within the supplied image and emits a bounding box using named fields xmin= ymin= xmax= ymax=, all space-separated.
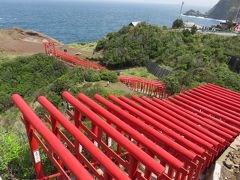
xmin=0 ymin=1 xmax=223 ymax=43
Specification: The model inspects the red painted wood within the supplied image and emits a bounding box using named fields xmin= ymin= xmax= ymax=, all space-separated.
xmin=12 ymin=83 xmax=240 ymax=180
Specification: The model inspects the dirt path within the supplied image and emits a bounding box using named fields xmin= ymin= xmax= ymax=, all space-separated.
xmin=99 ymin=81 xmax=132 ymax=94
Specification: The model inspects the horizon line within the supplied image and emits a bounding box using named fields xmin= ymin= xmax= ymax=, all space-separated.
xmin=1 ymin=0 xmax=214 ymax=7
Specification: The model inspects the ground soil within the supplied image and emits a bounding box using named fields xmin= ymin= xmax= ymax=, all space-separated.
xmin=221 ymin=147 xmax=240 ymax=180
xmin=0 ymin=28 xmax=93 ymax=57
xmin=99 ymin=81 xmax=132 ymax=93
xmin=0 ymin=28 xmax=58 ymax=54
xmin=205 ymin=135 xmax=240 ymax=180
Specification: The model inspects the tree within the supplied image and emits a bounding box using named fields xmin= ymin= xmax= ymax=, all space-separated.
xmin=182 ymin=29 xmax=191 ymax=37
xmin=172 ymin=19 xmax=184 ymax=29
xmin=225 ymin=20 xmax=234 ymax=31
xmin=191 ymin=25 xmax=198 ymax=34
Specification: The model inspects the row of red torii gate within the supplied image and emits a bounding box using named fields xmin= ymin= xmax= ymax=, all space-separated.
xmin=43 ymin=41 xmax=168 ymax=98
xmin=12 ymin=83 xmax=240 ymax=180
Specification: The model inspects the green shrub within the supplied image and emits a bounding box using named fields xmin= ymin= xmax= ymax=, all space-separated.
xmin=100 ymin=71 xmax=118 ymax=82
xmin=83 ymin=69 xmax=101 ymax=82
xmin=172 ymin=19 xmax=184 ymax=29
xmin=50 ymin=79 xmax=71 ymax=95
xmin=162 ymin=72 xmax=183 ymax=95
xmin=182 ymin=29 xmax=191 ymax=37
xmin=214 ymin=64 xmax=240 ymax=91
xmin=191 ymin=25 xmax=198 ymax=35
xmin=96 ymin=23 xmax=240 ymax=69
xmin=0 ymin=127 xmax=35 ymax=179
xmin=162 ymin=64 xmax=240 ymax=95
xmin=82 ymin=83 xmax=93 ymax=88
xmin=95 ymin=23 xmax=240 ymax=94
xmin=0 ymin=54 xmax=68 ymax=112
xmin=96 ymin=22 xmax=162 ymax=67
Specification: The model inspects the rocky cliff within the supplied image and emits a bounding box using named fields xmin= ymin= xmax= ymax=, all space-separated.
xmin=207 ymin=0 xmax=240 ymax=20
xmin=184 ymin=9 xmax=206 ymax=17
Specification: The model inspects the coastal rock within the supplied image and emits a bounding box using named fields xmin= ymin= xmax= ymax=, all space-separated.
xmin=207 ymin=0 xmax=240 ymax=20
xmin=184 ymin=0 xmax=240 ymax=20
xmin=183 ymin=9 xmax=206 ymax=17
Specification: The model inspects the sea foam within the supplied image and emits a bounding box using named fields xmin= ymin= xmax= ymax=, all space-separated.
xmin=182 ymin=14 xmax=226 ymax=23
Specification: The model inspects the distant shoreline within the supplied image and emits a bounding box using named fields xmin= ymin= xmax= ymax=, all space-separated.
xmin=181 ymin=14 xmax=226 ymax=23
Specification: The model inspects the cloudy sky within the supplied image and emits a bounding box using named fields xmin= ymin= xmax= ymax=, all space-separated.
xmin=94 ymin=0 xmax=220 ymax=6
xmin=5 ymin=0 xmax=220 ymax=7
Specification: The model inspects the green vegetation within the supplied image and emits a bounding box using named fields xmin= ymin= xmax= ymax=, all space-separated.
xmin=1 ymin=22 xmax=240 ymax=179
xmin=100 ymin=70 xmax=118 ymax=82
xmin=0 ymin=125 xmax=61 ymax=179
xmin=172 ymin=19 xmax=184 ymax=29
xmin=0 ymin=54 xmax=119 ymax=113
xmin=119 ymin=67 xmax=157 ymax=79
xmin=0 ymin=54 xmax=68 ymax=113
xmin=68 ymin=42 xmax=97 ymax=51
xmin=0 ymin=127 xmax=36 ymax=179
xmin=0 ymin=53 xmax=121 ymax=179
xmin=190 ymin=25 xmax=198 ymax=35
xmin=96 ymin=23 xmax=240 ymax=94
xmin=0 ymin=51 xmax=31 ymax=64
xmin=67 ymin=42 xmax=101 ymax=59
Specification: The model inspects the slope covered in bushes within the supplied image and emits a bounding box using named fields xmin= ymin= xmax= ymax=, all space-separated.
xmin=0 ymin=54 xmax=118 ymax=113
xmin=96 ymin=23 xmax=240 ymax=93
xmin=0 ymin=54 xmax=68 ymax=113
xmin=0 ymin=53 xmax=120 ymax=179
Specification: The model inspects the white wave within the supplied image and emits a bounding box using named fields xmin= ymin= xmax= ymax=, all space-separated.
xmin=182 ymin=14 xmax=226 ymax=22
xmin=216 ymin=19 xmax=226 ymax=23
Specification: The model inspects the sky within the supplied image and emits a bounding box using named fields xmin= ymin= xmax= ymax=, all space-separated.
xmin=90 ymin=0 xmax=220 ymax=6
xmin=3 ymin=0 xmax=220 ymax=7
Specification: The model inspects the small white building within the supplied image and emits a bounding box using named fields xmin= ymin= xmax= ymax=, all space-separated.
xmin=184 ymin=22 xmax=202 ymax=30
xmin=129 ymin=21 xmax=142 ymax=27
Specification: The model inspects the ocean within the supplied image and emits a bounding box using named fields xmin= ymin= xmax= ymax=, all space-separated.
xmin=0 ymin=1 xmax=224 ymax=44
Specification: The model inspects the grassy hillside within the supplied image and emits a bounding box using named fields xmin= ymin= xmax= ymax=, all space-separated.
xmin=0 ymin=54 xmax=121 ymax=126
xmin=119 ymin=67 xmax=158 ymax=80
xmin=68 ymin=42 xmax=97 ymax=51
xmin=96 ymin=23 xmax=240 ymax=94
xmin=0 ymin=54 xmax=68 ymax=113
xmin=0 ymin=54 xmax=122 ymax=179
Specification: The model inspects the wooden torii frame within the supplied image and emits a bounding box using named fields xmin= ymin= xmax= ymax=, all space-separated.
xmin=12 ymin=84 xmax=240 ymax=179
xmin=42 ymin=41 xmax=106 ymax=71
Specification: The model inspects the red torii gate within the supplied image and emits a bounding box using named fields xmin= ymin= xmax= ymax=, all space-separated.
xmin=12 ymin=84 xmax=240 ymax=180
xmin=43 ymin=41 xmax=106 ymax=71
xmin=118 ymin=76 xmax=167 ymax=98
